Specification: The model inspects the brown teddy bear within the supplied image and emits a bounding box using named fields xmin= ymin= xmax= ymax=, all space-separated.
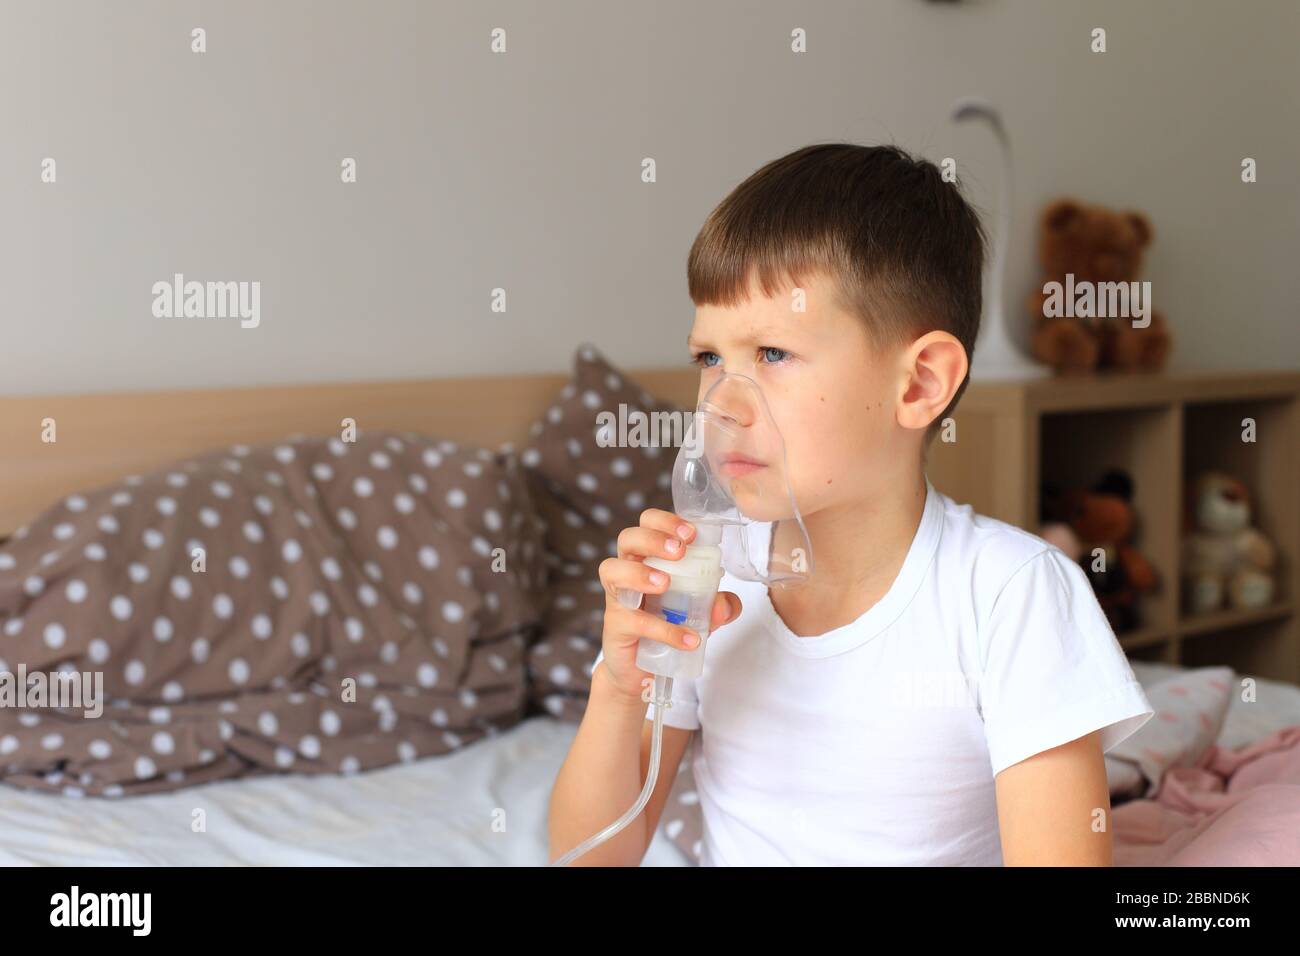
xmin=1028 ymin=198 xmax=1173 ymax=374
xmin=1041 ymin=470 xmax=1158 ymax=633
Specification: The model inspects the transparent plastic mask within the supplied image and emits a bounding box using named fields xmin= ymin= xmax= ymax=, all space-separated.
xmin=675 ymin=369 xmax=814 ymax=589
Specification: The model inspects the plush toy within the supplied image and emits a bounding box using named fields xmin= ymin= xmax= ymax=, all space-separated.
xmin=1042 ymin=470 xmax=1158 ymax=632
xmin=1027 ymin=198 xmax=1173 ymax=374
xmin=1182 ymin=472 xmax=1277 ymax=613
xmin=1039 ymin=521 xmax=1082 ymax=562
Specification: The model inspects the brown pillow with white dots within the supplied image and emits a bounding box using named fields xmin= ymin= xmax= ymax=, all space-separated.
xmin=512 ymin=343 xmax=682 ymax=722
xmin=0 ymin=430 xmax=548 ymax=797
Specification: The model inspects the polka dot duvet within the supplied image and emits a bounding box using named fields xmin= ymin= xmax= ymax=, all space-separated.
xmin=0 ymin=430 xmax=550 ymax=797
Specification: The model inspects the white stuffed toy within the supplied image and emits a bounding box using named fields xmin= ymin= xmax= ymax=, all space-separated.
xmin=1182 ymin=472 xmax=1277 ymax=613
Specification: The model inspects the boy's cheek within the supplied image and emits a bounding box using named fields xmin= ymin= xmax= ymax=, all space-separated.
xmin=789 ymin=445 xmax=839 ymax=500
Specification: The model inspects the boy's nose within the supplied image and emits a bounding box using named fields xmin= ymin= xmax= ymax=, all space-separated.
xmin=705 ymin=372 xmax=763 ymax=428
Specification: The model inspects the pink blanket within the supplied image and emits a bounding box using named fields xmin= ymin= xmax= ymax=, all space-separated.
xmin=1112 ymin=725 xmax=1300 ymax=866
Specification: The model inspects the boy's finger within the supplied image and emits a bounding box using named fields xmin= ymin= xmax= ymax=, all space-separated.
xmin=637 ymin=508 xmax=696 ymax=542
xmin=711 ymin=591 xmax=742 ymax=628
xmin=598 ymin=555 xmax=670 ymax=605
xmin=616 ymin=525 xmax=688 ymax=563
xmin=612 ymin=605 xmax=700 ymax=650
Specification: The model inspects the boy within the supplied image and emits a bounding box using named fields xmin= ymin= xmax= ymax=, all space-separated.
xmin=549 ymin=143 xmax=1154 ymax=866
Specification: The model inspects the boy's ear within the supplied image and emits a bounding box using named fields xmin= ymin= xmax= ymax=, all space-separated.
xmin=897 ymin=331 xmax=968 ymax=432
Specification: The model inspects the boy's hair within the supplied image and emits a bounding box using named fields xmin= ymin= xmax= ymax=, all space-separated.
xmin=686 ymin=142 xmax=987 ymax=438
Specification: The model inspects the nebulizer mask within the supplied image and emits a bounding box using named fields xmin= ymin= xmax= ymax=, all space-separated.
xmin=550 ymin=370 xmax=813 ymax=866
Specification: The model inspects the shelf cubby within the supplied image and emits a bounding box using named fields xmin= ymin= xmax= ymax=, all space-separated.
xmin=1181 ymin=398 xmax=1295 ymax=616
xmin=1038 ymin=404 xmax=1179 ymax=636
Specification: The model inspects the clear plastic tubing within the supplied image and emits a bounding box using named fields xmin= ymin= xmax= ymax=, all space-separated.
xmin=549 ymin=673 xmax=673 ymax=868
xmin=549 ymin=524 xmax=724 ymax=867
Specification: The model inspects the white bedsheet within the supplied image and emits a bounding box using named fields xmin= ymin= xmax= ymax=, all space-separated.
xmin=0 ymin=715 xmax=691 ymax=867
xmin=4 ymin=663 xmax=1297 ymax=866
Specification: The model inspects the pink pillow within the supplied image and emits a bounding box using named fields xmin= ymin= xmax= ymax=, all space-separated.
xmin=1108 ymin=666 xmax=1235 ymax=797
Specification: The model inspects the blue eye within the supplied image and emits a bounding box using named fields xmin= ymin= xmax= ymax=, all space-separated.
xmin=686 ymin=348 xmax=785 ymax=369
xmin=688 ymin=351 xmax=720 ymax=369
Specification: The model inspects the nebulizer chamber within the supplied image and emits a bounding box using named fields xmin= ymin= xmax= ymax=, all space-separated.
xmin=550 ymin=370 xmax=812 ymax=866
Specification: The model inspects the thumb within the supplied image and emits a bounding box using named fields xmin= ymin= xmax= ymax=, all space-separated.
xmin=711 ymin=591 xmax=742 ymax=629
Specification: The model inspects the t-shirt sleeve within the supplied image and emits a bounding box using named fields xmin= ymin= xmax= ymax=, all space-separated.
xmin=590 ymin=648 xmax=701 ymax=731
xmin=976 ymin=548 xmax=1154 ymax=777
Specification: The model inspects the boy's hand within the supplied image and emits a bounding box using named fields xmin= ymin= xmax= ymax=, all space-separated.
xmin=596 ymin=508 xmax=742 ymax=703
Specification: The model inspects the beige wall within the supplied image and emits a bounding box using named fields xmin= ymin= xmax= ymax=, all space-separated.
xmin=3 ymin=0 xmax=1297 ymax=397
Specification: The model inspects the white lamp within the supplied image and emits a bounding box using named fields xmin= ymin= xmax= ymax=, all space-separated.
xmin=951 ymin=97 xmax=1047 ymax=381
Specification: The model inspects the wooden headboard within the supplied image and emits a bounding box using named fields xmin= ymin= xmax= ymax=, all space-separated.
xmin=0 ymin=367 xmax=702 ymax=537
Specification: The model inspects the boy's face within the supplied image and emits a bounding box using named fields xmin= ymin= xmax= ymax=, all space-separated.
xmin=687 ymin=271 xmax=908 ymax=525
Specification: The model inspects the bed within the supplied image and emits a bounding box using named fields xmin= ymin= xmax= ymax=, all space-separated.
xmin=2 ymin=345 xmax=1298 ymax=866
xmin=0 ymin=657 xmax=1296 ymax=866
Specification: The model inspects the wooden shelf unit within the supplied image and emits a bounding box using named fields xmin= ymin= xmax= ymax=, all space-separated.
xmin=928 ymin=369 xmax=1300 ymax=683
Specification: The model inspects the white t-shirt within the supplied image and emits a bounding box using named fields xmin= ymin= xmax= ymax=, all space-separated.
xmin=594 ymin=477 xmax=1154 ymax=866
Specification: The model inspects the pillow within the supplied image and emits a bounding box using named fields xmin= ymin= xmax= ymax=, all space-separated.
xmin=1106 ymin=665 xmax=1235 ymax=797
xmin=512 ymin=343 xmax=683 ymax=721
xmin=0 ymin=429 xmax=548 ymax=797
